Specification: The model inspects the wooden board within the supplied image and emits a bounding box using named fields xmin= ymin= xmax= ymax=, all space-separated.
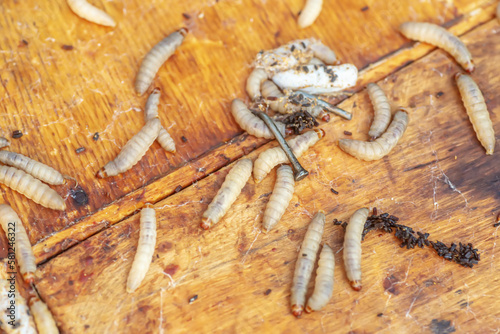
xmin=31 ymin=18 xmax=500 ymax=333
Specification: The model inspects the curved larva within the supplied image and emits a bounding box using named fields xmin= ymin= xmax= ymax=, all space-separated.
xmin=399 ymin=22 xmax=474 ymax=72
xmin=0 ymin=204 xmax=36 ymax=284
xmin=246 ymin=68 xmax=269 ymax=101
xmin=455 ymin=73 xmax=495 ymax=155
xmin=127 ymin=205 xmax=157 ymax=293
xmin=29 ymin=297 xmax=59 ymax=334
xmin=298 ymin=0 xmax=323 ymax=28
xmin=343 ymin=208 xmax=369 ymax=291
xmin=272 ymin=64 xmax=358 ymax=95
xmin=97 ymin=118 xmax=161 ymax=178
xmin=144 ymin=88 xmax=176 ymax=153
xmin=230 ymin=99 xmax=286 ymax=139
xmin=67 ymin=0 xmax=116 ymax=27
xmin=291 ymin=212 xmax=325 ymax=317
xmin=135 ymin=28 xmax=187 ymax=95
xmin=339 ymin=109 xmax=409 ymax=161
xmin=0 ymin=151 xmax=64 ymax=185
xmin=262 ymin=165 xmax=294 ymax=232
xmin=305 ymin=244 xmax=335 ymax=313
xmin=0 ymin=137 xmax=10 ymax=148
xmin=0 ymin=166 xmax=65 ymax=210
xmin=366 ymin=83 xmax=392 ymax=139
xmin=201 ymin=159 xmax=252 ymax=230
xmin=253 ymin=129 xmax=325 ymax=183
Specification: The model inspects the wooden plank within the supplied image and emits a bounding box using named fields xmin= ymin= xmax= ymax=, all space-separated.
xmin=34 ymin=20 xmax=500 ymax=333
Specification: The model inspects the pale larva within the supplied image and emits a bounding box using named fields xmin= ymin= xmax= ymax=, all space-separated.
xmin=67 ymin=0 xmax=116 ymax=27
xmin=253 ymin=129 xmax=325 ymax=183
xmin=272 ymin=64 xmax=358 ymax=95
xmin=298 ymin=0 xmax=323 ymax=28
xmin=0 ymin=166 xmax=65 ymax=210
xmin=144 ymin=88 xmax=176 ymax=153
xmin=343 ymin=208 xmax=369 ymax=291
xmin=135 ymin=28 xmax=187 ymax=95
xmin=97 ymin=118 xmax=161 ymax=178
xmin=455 ymin=73 xmax=495 ymax=154
xmin=230 ymin=99 xmax=287 ymax=139
xmin=291 ymin=212 xmax=325 ymax=317
xmin=0 ymin=204 xmax=36 ymax=284
xmin=201 ymin=159 xmax=252 ymax=230
xmin=305 ymin=244 xmax=335 ymax=313
xmin=246 ymin=68 xmax=269 ymax=101
xmin=366 ymin=83 xmax=392 ymax=139
xmin=400 ymin=22 xmax=474 ymax=72
xmin=29 ymin=296 xmax=59 ymax=334
xmin=339 ymin=108 xmax=409 ymax=161
xmin=0 ymin=137 xmax=10 ymax=148
xmin=309 ymin=43 xmax=338 ymax=65
xmin=308 ymin=57 xmax=325 ymax=65
xmin=262 ymin=165 xmax=294 ymax=233
xmin=0 ymin=151 xmax=65 ymax=185
xmin=261 ymin=80 xmax=301 ymax=114
xmin=127 ymin=204 xmax=157 ymax=293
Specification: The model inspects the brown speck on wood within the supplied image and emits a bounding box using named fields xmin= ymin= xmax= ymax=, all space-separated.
xmin=182 ymin=13 xmax=191 ymax=19
xmin=71 ymin=187 xmax=89 ymax=206
xmin=175 ymin=185 xmax=182 ymax=193
xmin=264 ymin=289 xmax=272 ymax=296
xmin=361 ymin=6 xmax=369 ymax=11
xmin=189 ymin=295 xmax=198 ymax=303
xmin=62 ymin=44 xmax=74 ymax=51
xmin=19 ymin=39 xmax=28 ymax=47
xmin=436 ymin=91 xmax=444 ymax=98
xmin=164 ymin=264 xmax=180 ymax=276
xmin=274 ymin=30 xmax=280 ymax=38
xmin=76 ymin=147 xmax=86 ymax=154
xmin=344 ymin=131 xmax=352 ymax=136
xmin=330 ymin=188 xmax=339 ymax=195
xmin=92 ymin=132 xmax=99 ymax=141
xmin=181 ymin=136 xmax=188 ymax=143
xmin=12 ymin=130 xmax=23 ymax=139
xmin=377 ymin=313 xmax=383 ymax=317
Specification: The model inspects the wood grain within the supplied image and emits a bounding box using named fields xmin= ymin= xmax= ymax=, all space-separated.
xmin=33 ymin=19 xmax=500 ymax=333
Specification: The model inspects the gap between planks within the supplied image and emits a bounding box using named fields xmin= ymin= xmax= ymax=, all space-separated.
xmin=32 ymin=1 xmax=498 ymax=265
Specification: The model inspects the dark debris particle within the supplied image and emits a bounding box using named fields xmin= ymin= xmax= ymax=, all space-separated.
xmin=361 ymin=6 xmax=369 ymax=11
xmin=189 ymin=295 xmax=198 ymax=304
xmin=20 ymin=39 xmax=29 ymax=46
xmin=279 ymin=111 xmax=319 ymax=135
xmin=93 ymin=132 xmax=99 ymax=141
xmin=174 ymin=185 xmax=182 ymax=193
xmin=70 ymin=187 xmax=89 ymax=206
xmin=264 ymin=289 xmax=272 ymax=296
xmin=436 ymin=91 xmax=444 ymax=98
xmin=12 ymin=130 xmax=23 ymax=139
xmin=330 ymin=188 xmax=339 ymax=195
xmin=181 ymin=136 xmax=188 ymax=143
xmin=377 ymin=313 xmax=383 ymax=317
xmin=182 ymin=13 xmax=191 ymax=19
xmin=302 ymin=253 xmax=307 ymax=257
xmin=198 ymin=167 xmax=206 ymax=173
xmin=61 ymin=44 xmax=74 ymax=51
xmin=429 ymin=319 xmax=456 ymax=334
xmin=344 ymin=131 xmax=352 ymax=136
xmin=75 ymin=147 xmax=86 ymax=154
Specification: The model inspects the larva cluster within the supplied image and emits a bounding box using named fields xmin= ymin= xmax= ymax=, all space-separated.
xmin=0 ymin=151 xmax=65 ymax=185
xmin=298 ymin=0 xmax=324 ymax=28
xmin=343 ymin=208 xmax=369 ymax=291
xmin=231 ymin=99 xmax=287 ymax=139
xmin=67 ymin=0 xmax=116 ymax=27
xmin=144 ymin=88 xmax=176 ymax=153
xmin=262 ymin=165 xmax=295 ymax=232
xmin=366 ymin=83 xmax=392 ymax=139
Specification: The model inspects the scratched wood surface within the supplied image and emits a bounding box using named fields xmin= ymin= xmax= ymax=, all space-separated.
xmin=28 ymin=16 xmax=500 ymax=333
xmin=0 ymin=0 xmax=493 ymax=257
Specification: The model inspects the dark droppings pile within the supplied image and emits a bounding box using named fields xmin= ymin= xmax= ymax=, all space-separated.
xmin=333 ymin=210 xmax=480 ymax=268
xmin=278 ymin=111 xmax=319 ymax=134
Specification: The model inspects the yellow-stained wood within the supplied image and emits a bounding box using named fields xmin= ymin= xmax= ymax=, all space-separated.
xmin=33 ymin=20 xmax=500 ymax=333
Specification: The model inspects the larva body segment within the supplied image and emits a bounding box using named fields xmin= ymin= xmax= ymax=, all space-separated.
xmin=262 ymin=165 xmax=294 ymax=232
xmin=339 ymin=109 xmax=409 ymax=161
xmin=272 ymin=64 xmax=358 ymax=95
xmin=399 ymin=22 xmax=474 ymax=72
xmin=343 ymin=208 xmax=369 ymax=291
xmin=97 ymin=118 xmax=161 ymax=178
xmin=0 ymin=151 xmax=64 ymax=185
xmin=230 ymin=99 xmax=286 ymax=139
xmin=135 ymin=29 xmax=187 ymax=95
xmin=67 ymin=0 xmax=115 ymax=27
xmin=246 ymin=68 xmax=269 ymax=100
xmin=253 ymin=129 xmax=324 ymax=183
xmin=455 ymin=73 xmax=495 ymax=155
xmin=144 ymin=89 xmax=176 ymax=153
xmin=0 ymin=166 xmax=65 ymax=210
xmin=291 ymin=212 xmax=325 ymax=317
xmin=0 ymin=137 xmax=10 ymax=148
xmin=298 ymin=0 xmax=323 ymax=28
xmin=261 ymin=81 xmax=301 ymax=114
xmin=308 ymin=57 xmax=325 ymax=65
xmin=29 ymin=297 xmax=59 ymax=334
xmin=0 ymin=205 xmax=36 ymax=284
xmin=366 ymin=83 xmax=392 ymax=139
xmin=201 ymin=159 xmax=253 ymax=229
xmin=309 ymin=44 xmax=337 ymax=65
xmin=127 ymin=205 xmax=157 ymax=293
xmin=305 ymin=244 xmax=335 ymax=313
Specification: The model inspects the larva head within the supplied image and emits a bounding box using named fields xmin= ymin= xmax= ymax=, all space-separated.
xmin=321 ymin=113 xmax=330 ymax=122
xmin=144 ymin=203 xmax=153 ymax=209
xmin=200 ymin=218 xmax=212 ymax=230
xmin=151 ymin=87 xmax=161 ymax=95
xmin=96 ymin=168 xmax=108 ymax=178
xmin=486 ymin=148 xmax=494 ymax=155
xmin=28 ymin=296 xmax=41 ymax=307
xmin=351 ymin=280 xmax=362 ymax=291
xmin=178 ymin=28 xmax=189 ymax=37
xmin=23 ymin=272 xmax=35 ymax=285
xmin=464 ymin=60 xmax=475 ymax=73
xmin=314 ymin=128 xmax=326 ymax=138
xmin=253 ymin=175 xmax=264 ymax=184
xmin=291 ymin=304 xmax=303 ymax=318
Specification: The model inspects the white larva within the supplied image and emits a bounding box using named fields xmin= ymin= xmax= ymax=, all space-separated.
xmin=127 ymin=204 xmax=157 ymax=293
xmin=135 ymin=28 xmax=187 ymax=95
xmin=343 ymin=208 xmax=369 ymax=291
xmin=253 ymin=129 xmax=325 ymax=183
xmin=97 ymin=118 xmax=161 ymax=178
xmin=144 ymin=88 xmax=176 ymax=153
xmin=0 ymin=151 xmax=65 ymax=185
xmin=272 ymin=64 xmax=358 ymax=95
xmin=298 ymin=0 xmax=323 ymax=28
xmin=262 ymin=165 xmax=294 ymax=233
xmin=305 ymin=244 xmax=335 ymax=313
xmin=0 ymin=204 xmax=36 ymax=284
xmin=308 ymin=44 xmax=337 ymax=65
xmin=0 ymin=137 xmax=10 ymax=148
xmin=399 ymin=22 xmax=474 ymax=72
xmin=339 ymin=108 xmax=409 ymax=161
xmin=246 ymin=68 xmax=269 ymax=101
xmin=291 ymin=212 xmax=325 ymax=317
xmin=67 ymin=0 xmax=115 ymax=27
xmin=0 ymin=166 xmax=65 ymax=210
xmin=230 ymin=99 xmax=287 ymax=139
xmin=308 ymin=57 xmax=325 ymax=65
xmin=29 ymin=296 xmax=59 ymax=334
xmin=201 ymin=159 xmax=252 ymax=230
xmin=366 ymin=83 xmax=392 ymax=139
